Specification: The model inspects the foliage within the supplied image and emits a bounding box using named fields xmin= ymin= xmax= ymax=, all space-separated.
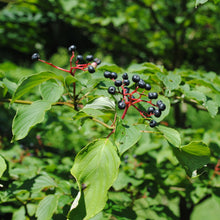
xmin=0 ymin=46 xmax=220 ymax=219
xmin=1 ymin=0 xmax=220 ymax=72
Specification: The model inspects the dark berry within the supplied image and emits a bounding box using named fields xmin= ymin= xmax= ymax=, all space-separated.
xmin=86 ymin=55 xmax=93 ymax=61
xmin=94 ymin=58 xmax=101 ymax=65
xmin=152 ymin=92 xmax=158 ymax=99
xmin=149 ymin=120 xmax=157 ymax=128
xmin=123 ymin=87 xmax=130 ymax=94
xmin=122 ymin=73 xmax=128 ymax=79
xmin=104 ymin=71 xmax=111 ymax=78
xmin=76 ymin=55 xmax=84 ymax=62
xmin=132 ymin=75 xmax=140 ymax=83
xmin=148 ymin=106 xmax=155 ymax=114
xmin=118 ymin=101 xmax=126 ymax=109
xmin=110 ymin=72 xmax=118 ymax=79
xmin=138 ymin=79 xmax=146 ymax=88
xmin=154 ymin=109 xmax=161 ymax=117
xmin=156 ymin=100 xmax=163 ymax=105
xmin=68 ymin=45 xmax=76 ymax=52
xmin=145 ymin=83 xmax=151 ymax=90
xmin=148 ymin=92 xmax=154 ymax=99
xmin=31 ymin=53 xmax=40 ymax=61
xmin=158 ymin=103 xmax=166 ymax=111
xmin=108 ymin=86 xmax=116 ymax=94
xmin=123 ymin=79 xmax=130 ymax=86
xmin=88 ymin=66 xmax=95 ymax=73
xmin=115 ymin=80 xmax=122 ymax=87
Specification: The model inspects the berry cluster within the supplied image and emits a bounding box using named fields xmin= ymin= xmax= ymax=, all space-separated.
xmin=104 ymin=71 xmax=166 ymax=127
xmin=31 ymin=45 xmax=101 ymax=76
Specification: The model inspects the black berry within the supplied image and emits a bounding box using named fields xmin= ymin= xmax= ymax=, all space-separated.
xmin=148 ymin=106 xmax=155 ymax=114
xmin=94 ymin=58 xmax=101 ymax=65
xmin=110 ymin=72 xmax=118 ymax=79
xmin=118 ymin=101 xmax=126 ymax=109
xmin=149 ymin=120 xmax=157 ymax=128
xmin=108 ymin=86 xmax=116 ymax=94
xmin=132 ymin=75 xmax=140 ymax=83
xmin=76 ymin=55 xmax=84 ymax=63
xmin=86 ymin=55 xmax=93 ymax=61
xmin=123 ymin=79 xmax=130 ymax=86
xmin=68 ymin=45 xmax=76 ymax=52
xmin=152 ymin=92 xmax=158 ymax=99
xmin=115 ymin=80 xmax=122 ymax=87
xmin=154 ymin=109 xmax=161 ymax=117
xmin=31 ymin=53 xmax=40 ymax=61
xmin=123 ymin=87 xmax=130 ymax=94
xmin=145 ymin=83 xmax=151 ymax=90
xmin=88 ymin=66 xmax=95 ymax=73
xmin=158 ymin=103 xmax=166 ymax=111
xmin=104 ymin=71 xmax=111 ymax=78
xmin=156 ymin=100 xmax=163 ymax=105
xmin=122 ymin=73 xmax=128 ymax=79
xmin=138 ymin=79 xmax=146 ymax=88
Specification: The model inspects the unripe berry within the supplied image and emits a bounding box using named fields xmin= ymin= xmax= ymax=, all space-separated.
xmin=145 ymin=83 xmax=151 ymax=90
xmin=104 ymin=71 xmax=111 ymax=78
xmin=86 ymin=55 xmax=93 ymax=61
xmin=118 ymin=101 xmax=126 ymax=109
xmin=154 ymin=109 xmax=161 ymax=117
xmin=68 ymin=45 xmax=76 ymax=52
xmin=110 ymin=72 xmax=118 ymax=79
xmin=88 ymin=65 xmax=95 ymax=73
xmin=31 ymin=53 xmax=40 ymax=61
xmin=149 ymin=120 xmax=157 ymax=128
xmin=132 ymin=75 xmax=140 ymax=83
xmin=138 ymin=79 xmax=146 ymax=88
xmin=114 ymin=80 xmax=122 ymax=87
xmin=108 ymin=86 xmax=116 ymax=94
xmin=122 ymin=73 xmax=128 ymax=79
xmin=123 ymin=79 xmax=130 ymax=86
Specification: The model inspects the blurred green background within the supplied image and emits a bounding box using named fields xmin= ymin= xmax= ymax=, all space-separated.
xmin=1 ymin=0 xmax=220 ymax=71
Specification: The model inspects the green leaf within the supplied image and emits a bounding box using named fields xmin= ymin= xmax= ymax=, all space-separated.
xmin=40 ymin=79 xmax=64 ymax=102
xmin=184 ymin=90 xmax=206 ymax=103
xmin=173 ymin=141 xmax=210 ymax=176
xmin=36 ymin=195 xmax=58 ymax=220
xmin=115 ymin=122 xmax=142 ymax=155
xmin=32 ymin=173 xmax=57 ymax=192
xmin=0 ymin=81 xmax=8 ymax=98
xmin=195 ymin=0 xmax=209 ymax=7
xmin=156 ymin=72 xmax=181 ymax=90
xmin=12 ymin=100 xmax=52 ymax=141
xmin=157 ymin=125 xmax=181 ymax=147
xmin=70 ymin=139 xmax=120 ymax=220
xmin=0 ymin=155 xmax=7 ymax=178
xmin=83 ymin=97 xmax=115 ymax=111
xmin=205 ymin=100 xmax=218 ymax=118
xmin=98 ymin=63 xmax=123 ymax=73
xmin=12 ymin=71 xmax=63 ymax=103
xmin=12 ymin=206 xmax=26 ymax=220
xmin=191 ymin=197 xmax=220 ymax=220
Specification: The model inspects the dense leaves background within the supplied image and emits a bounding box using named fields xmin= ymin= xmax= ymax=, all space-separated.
xmin=0 ymin=0 xmax=220 ymax=219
